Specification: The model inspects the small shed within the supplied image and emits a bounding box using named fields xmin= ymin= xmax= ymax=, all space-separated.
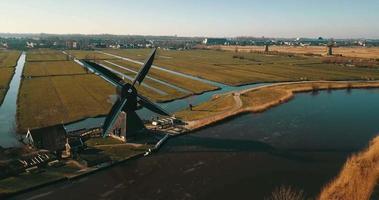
xmin=31 ymin=125 xmax=67 ymax=153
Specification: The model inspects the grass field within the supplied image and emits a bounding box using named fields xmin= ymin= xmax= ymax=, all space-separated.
xmin=0 ymin=51 xmax=19 ymax=104
xmin=17 ymin=74 xmax=115 ymax=132
xmin=26 ymin=49 xmax=68 ymax=62
xmin=0 ymin=68 xmax=15 ymax=104
xmin=175 ymin=95 xmax=235 ymax=121
xmin=0 ymin=89 xmax=5 ymax=104
xmin=0 ymin=51 xmax=20 ymax=68
xmin=67 ymin=50 xmax=118 ymax=60
xmin=98 ymin=61 xmax=188 ymax=100
xmin=215 ymin=45 xmax=379 ymax=59
xmin=23 ymin=61 xmax=88 ymax=77
xmin=100 ymin=59 xmax=218 ymax=94
xmin=0 ymin=68 xmax=14 ymax=89
xmin=103 ymin=49 xmax=379 ymax=86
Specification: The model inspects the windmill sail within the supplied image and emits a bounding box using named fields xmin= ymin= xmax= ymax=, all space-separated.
xmin=138 ymin=94 xmax=170 ymax=116
xmin=82 ymin=61 xmax=124 ymax=87
xmin=132 ymin=48 xmax=156 ymax=86
xmin=102 ymin=98 xmax=128 ymax=136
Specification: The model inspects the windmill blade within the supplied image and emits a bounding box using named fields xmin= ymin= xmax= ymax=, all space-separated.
xmin=132 ymin=48 xmax=156 ymax=86
xmin=138 ymin=94 xmax=170 ymax=116
xmin=82 ymin=60 xmax=124 ymax=87
xmin=102 ymin=97 xmax=128 ymax=136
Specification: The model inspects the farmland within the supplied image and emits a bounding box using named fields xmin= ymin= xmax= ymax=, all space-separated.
xmin=18 ymin=50 xmax=118 ymax=131
xmin=18 ymin=74 xmax=115 ymax=132
xmin=103 ymin=49 xmax=379 ymax=86
xmin=26 ymin=49 xmax=68 ymax=62
xmin=99 ymin=59 xmax=218 ymax=94
xmin=0 ymin=50 xmax=21 ymax=68
xmin=214 ymin=45 xmax=379 ymax=59
xmin=23 ymin=61 xmax=88 ymax=77
xmin=67 ymin=50 xmax=117 ymax=60
xmin=0 ymin=51 xmax=20 ymax=104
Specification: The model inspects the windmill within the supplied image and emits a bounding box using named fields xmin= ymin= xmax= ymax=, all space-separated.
xmin=327 ymin=38 xmax=335 ymax=56
xmin=82 ymin=49 xmax=171 ymax=140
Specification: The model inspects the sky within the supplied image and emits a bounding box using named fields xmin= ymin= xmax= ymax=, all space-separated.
xmin=0 ymin=0 xmax=379 ymax=38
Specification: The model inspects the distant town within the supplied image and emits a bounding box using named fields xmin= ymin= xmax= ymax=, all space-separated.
xmin=1 ymin=33 xmax=379 ymax=51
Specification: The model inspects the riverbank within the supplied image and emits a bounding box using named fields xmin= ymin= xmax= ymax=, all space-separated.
xmin=0 ymin=51 xmax=22 ymax=106
xmin=319 ymin=135 xmax=379 ymax=200
xmin=0 ymin=134 xmax=165 ymax=199
xmin=178 ymin=81 xmax=379 ymax=131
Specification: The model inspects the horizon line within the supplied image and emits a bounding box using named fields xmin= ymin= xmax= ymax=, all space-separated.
xmin=0 ymin=32 xmax=377 ymax=40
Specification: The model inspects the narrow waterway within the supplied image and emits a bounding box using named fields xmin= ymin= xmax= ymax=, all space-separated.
xmin=0 ymin=53 xmax=25 ymax=148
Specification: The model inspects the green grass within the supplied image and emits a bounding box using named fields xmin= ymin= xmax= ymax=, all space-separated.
xmin=0 ymin=50 xmax=20 ymax=68
xmin=26 ymin=49 xmax=68 ymax=62
xmin=17 ymin=74 xmax=115 ymax=132
xmin=23 ymin=61 xmax=88 ymax=77
xmin=103 ymin=49 xmax=379 ymax=85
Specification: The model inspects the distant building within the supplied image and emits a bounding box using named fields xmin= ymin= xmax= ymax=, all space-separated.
xmin=26 ymin=41 xmax=36 ymax=48
xmin=202 ymin=38 xmax=228 ymax=45
xmin=66 ymin=40 xmax=79 ymax=49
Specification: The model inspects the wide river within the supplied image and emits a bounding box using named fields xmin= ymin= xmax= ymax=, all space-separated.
xmin=12 ymin=88 xmax=379 ymax=200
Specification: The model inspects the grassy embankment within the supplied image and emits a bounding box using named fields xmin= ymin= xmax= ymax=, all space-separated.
xmin=318 ymin=135 xmax=379 ymax=200
xmin=176 ymin=81 xmax=379 ymax=125
xmin=0 ymin=163 xmax=81 ymax=196
xmin=0 ymin=50 xmax=21 ymax=105
xmin=104 ymin=49 xmax=379 ymax=86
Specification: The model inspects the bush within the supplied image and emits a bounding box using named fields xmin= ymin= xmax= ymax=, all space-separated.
xmin=265 ymin=185 xmax=305 ymax=200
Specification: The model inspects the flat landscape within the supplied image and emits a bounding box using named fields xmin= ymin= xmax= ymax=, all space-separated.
xmin=26 ymin=49 xmax=68 ymax=62
xmin=18 ymin=74 xmax=115 ymax=132
xmin=0 ymin=50 xmax=21 ymax=67
xmin=23 ymin=61 xmax=88 ymax=77
xmin=18 ymin=50 xmax=116 ymax=132
xmin=19 ymin=48 xmax=379 ymax=131
xmin=214 ymin=45 xmax=379 ymax=59
xmin=67 ymin=50 xmax=118 ymax=60
xmin=0 ymin=50 xmax=20 ymax=104
xmin=103 ymin=49 xmax=379 ymax=86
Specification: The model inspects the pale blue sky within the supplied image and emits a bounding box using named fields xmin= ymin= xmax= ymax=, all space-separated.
xmin=0 ymin=0 xmax=378 ymax=38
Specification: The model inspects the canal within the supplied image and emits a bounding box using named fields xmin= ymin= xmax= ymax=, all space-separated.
xmin=12 ymin=88 xmax=379 ymax=200
xmin=0 ymin=53 xmax=25 ymax=148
